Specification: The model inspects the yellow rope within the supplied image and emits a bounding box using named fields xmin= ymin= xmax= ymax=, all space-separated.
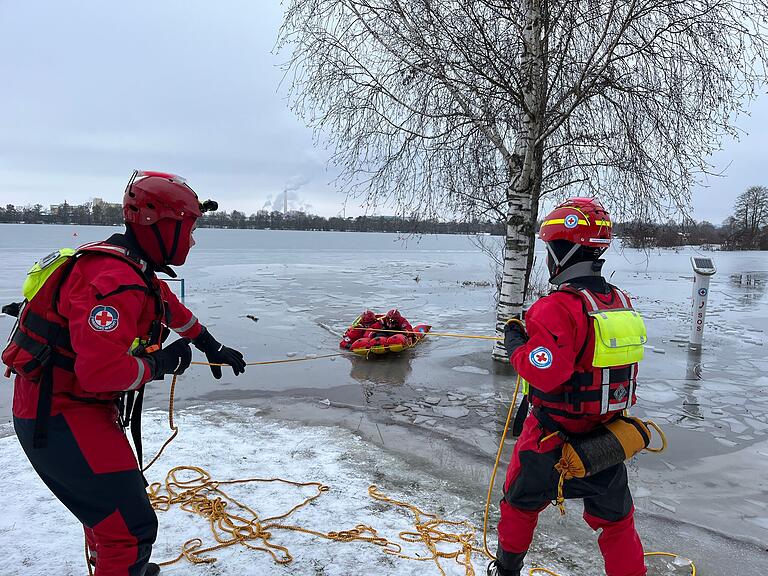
xmin=342 ymin=326 xmax=501 ymax=341
xmin=645 ymin=420 xmax=668 ymax=453
xmin=539 ymin=431 xmax=559 ymax=444
xmin=142 ymin=373 xmax=179 ymax=472
xmin=644 ymin=552 xmax=696 ymax=575
xmin=192 ymin=351 xmax=346 ymax=367
xmin=146 ymin=466 xmax=487 ymax=574
xmin=142 ymin=357 xmax=486 ymax=575
xmin=482 ymin=319 xmax=526 ymax=559
xmin=555 ymin=473 xmax=567 ymax=516
xmin=482 ymin=374 xmax=522 ymax=558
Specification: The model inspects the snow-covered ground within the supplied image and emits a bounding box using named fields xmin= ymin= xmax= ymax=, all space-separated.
xmin=0 ymin=405 xmax=575 ymax=576
xmin=1 ymin=224 xmax=767 ymax=575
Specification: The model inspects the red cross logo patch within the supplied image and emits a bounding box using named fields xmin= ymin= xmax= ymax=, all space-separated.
xmin=89 ymin=305 xmax=119 ymax=332
xmin=529 ymin=346 xmax=553 ymax=369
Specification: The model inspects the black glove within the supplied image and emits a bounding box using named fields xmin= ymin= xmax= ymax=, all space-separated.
xmin=1 ymin=301 xmax=22 ymax=317
xmin=193 ymin=327 xmax=246 ymax=379
xmin=504 ymin=320 xmax=528 ymax=358
xmin=146 ymin=338 xmax=192 ymax=380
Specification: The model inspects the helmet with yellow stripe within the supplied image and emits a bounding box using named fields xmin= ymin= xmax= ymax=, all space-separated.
xmin=539 ymin=198 xmax=612 ymax=280
xmin=539 ymin=197 xmax=612 ymax=247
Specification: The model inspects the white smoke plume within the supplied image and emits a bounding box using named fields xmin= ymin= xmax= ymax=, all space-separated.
xmin=262 ymin=175 xmax=313 ymax=213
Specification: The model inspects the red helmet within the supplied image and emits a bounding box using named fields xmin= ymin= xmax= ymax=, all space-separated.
xmin=361 ymin=310 xmax=377 ymax=325
xmin=539 ymin=197 xmax=612 ymax=248
xmin=384 ymin=309 xmax=402 ymax=325
xmin=122 ymin=170 xmax=215 ymax=267
xmin=123 ymin=170 xmax=203 ymax=225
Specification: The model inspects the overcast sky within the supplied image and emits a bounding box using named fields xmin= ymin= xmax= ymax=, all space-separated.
xmin=0 ymin=1 xmax=766 ymax=223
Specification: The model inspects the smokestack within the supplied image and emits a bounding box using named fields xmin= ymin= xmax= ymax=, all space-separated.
xmin=284 ymin=190 xmax=288 ymax=214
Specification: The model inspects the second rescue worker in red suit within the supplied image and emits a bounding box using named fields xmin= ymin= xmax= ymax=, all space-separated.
xmin=5 ymin=171 xmax=246 ymax=576
xmin=488 ymin=198 xmax=647 ymax=576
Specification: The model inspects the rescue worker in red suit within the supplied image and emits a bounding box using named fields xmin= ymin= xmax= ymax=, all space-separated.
xmin=353 ymin=309 xmax=414 ymax=352
xmin=339 ymin=310 xmax=378 ymax=349
xmin=5 ymin=171 xmax=246 ymax=576
xmin=488 ymin=198 xmax=646 ymax=576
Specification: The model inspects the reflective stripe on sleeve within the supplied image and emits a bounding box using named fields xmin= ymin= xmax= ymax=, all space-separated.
xmin=126 ymin=357 xmax=146 ymax=391
xmin=174 ymin=315 xmax=198 ymax=334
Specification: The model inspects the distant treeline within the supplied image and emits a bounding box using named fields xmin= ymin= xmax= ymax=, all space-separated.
xmin=0 ymin=202 xmax=503 ymax=236
xmin=2 ymin=184 xmax=766 ymax=249
xmin=614 ymin=220 xmax=736 ymax=249
xmin=616 ymin=186 xmax=768 ymax=251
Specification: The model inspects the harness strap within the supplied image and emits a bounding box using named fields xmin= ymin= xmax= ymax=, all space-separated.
xmin=571 ymin=367 xmax=633 ymax=386
xmin=531 ymin=406 xmax=571 ymax=438
xmin=32 ymin=364 xmax=54 ymax=449
xmin=32 ymin=316 xmax=63 ymax=448
xmin=511 ymin=395 xmax=529 ymax=437
xmin=529 ymin=386 xmax=603 ymax=404
xmin=61 ymin=392 xmax=113 ymax=405
xmin=131 ymin=387 xmax=146 ymax=479
xmin=534 ymin=404 xmax=584 ymax=420
xmin=22 ymin=309 xmax=73 ymax=352
xmin=528 ymin=366 xmax=634 ymax=405
xmin=13 ymin=331 xmax=75 ymax=373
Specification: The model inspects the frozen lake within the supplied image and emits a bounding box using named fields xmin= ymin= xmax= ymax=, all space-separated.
xmin=0 ymin=223 xmax=766 ymax=574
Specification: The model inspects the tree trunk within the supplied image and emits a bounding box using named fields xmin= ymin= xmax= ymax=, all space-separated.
xmin=492 ymin=0 xmax=544 ymax=361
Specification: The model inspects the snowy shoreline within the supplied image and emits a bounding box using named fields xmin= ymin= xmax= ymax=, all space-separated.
xmin=3 ymin=401 xmax=763 ymax=575
xmin=0 ymin=405 xmax=577 ymax=576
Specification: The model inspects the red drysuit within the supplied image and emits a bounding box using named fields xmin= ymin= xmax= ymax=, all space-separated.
xmin=498 ymin=280 xmax=646 ymax=576
xmin=11 ymin=236 xmax=202 ymax=576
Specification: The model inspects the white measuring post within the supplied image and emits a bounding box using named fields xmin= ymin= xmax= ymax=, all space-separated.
xmin=689 ymin=257 xmax=716 ymax=349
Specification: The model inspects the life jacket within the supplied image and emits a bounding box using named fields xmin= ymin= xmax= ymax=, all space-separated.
xmin=526 ymin=284 xmax=647 ymax=435
xmin=2 ymin=242 xmax=165 ymax=449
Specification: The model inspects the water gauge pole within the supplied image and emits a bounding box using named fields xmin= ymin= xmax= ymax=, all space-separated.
xmin=689 ymin=257 xmax=717 ymax=350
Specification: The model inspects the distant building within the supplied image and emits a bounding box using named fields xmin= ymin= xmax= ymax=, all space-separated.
xmin=91 ymin=197 xmax=121 ymax=210
xmin=49 ymin=202 xmax=69 ymax=216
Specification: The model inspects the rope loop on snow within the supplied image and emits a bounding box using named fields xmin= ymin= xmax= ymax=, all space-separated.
xmin=136 ymin=358 xmax=487 ymax=575
xmin=145 ymin=463 xmax=485 ymax=574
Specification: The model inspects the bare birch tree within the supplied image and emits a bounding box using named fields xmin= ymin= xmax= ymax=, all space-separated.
xmin=279 ymin=0 xmax=768 ymax=359
xmin=733 ymin=185 xmax=768 ymax=248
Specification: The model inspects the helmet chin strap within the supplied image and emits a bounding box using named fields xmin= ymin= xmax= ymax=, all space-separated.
xmin=150 ymin=224 xmax=170 ymax=263
xmin=550 ymin=259 xmax=605 ymax=286
xmin=545 ymin=241 xmax=581 ymax=270
xmin=150 ymin=220 xmax=183 ymax=264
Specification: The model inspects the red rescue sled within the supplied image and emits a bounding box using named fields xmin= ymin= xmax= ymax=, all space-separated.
xmin=340 ymin=311 xmax=431 ymax=357
xmin=350 ymin=324 xmax=431 ymax=356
